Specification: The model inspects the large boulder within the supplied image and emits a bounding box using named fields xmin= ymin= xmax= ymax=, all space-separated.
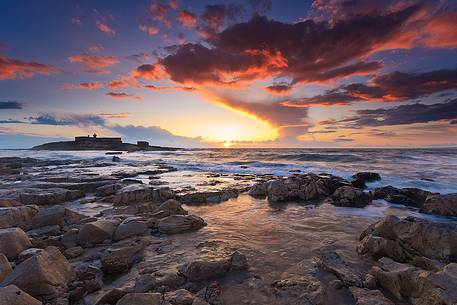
xmin=357 ymin=235 xmax=406 ymax=262
xmin=116 ymin=292 xmax=162 ymax=305
xmin=0 ymin=228 xmax=31 ymax=260
xmin=30 ymin=205 xmax=86 ymax=229
xmin=0 ymin=285 xmax=42 ymax=305
xmin=152 ymin=199 xmax=188 ymax=218
xmin=0 ymin=254 xmax=12 ymax=282
xmin=332 ymin=186 xmax=371 ymax=207
xmin=113 ymin=217 xmax=148 ymax=241
xmin=178 ymin=251 xmax=248 ymax=282
xmin=134 ymin=270 xmax=186 ymax=293
xmin=101 ymin=239 xmax=146 ymax=274
xmin=164 ymin=289 xmax=195 ymax=305
xmin=373 ymin=186 xmax=434 ymax=208
xmin=317 ymin=251 xmax=363 ymax=287
xmin=178 ymin=189 xmax=240 ymax=205
xmin=0 ymin=205 xmax=39 ymax=229
xmin=248 ymin=182 xmax=268 ymax=197
xmin=112 ymin=185 xmax=174 ymax=205
xmin=360 ymin=215 xmax=457 ymax=263
xmin=77 ymin=219 xmax=119 ymax=247
xmin=351 ymin=172 xmax=381 ymax=189
xmin=18 ymin=188 xmax=84 ymax=206
xmin=421 ymin=193 xmax=457 ymax=216
xmin=1 ymin=246 xmax=75 ymax=300
xmin=158 ymin=215 xmax=206 ymax=234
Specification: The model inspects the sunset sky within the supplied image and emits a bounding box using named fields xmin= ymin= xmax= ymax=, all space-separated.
xmin=1 ymin=0 xmax=457 ymax=148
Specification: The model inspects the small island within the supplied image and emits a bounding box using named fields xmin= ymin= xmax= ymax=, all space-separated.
xmin=32 ymin=134 xmax=179 ymax=151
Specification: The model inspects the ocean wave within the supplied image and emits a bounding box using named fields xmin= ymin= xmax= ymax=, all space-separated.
xmin=269 ymin=153 xmax=366 ymax=163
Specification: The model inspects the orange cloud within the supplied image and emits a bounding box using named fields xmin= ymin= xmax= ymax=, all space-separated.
xmin=139 ymin=24 xmax=159 ymax=35
xmin=105 ymin=92 xmax=143 ymax=100
xmin=422 ymin=12 xmax=457 ymax=48
xmin=63 ymin=81 xmax=103 ymax=90
xmin=132 ymin=63 xmax=168 ymax=80
xmin=178 ymin=10 xmax=197 ymax=27
xmin=68 ymin=54 xmax=119 ymax=74
xmin=98 ymin=112 xmax=130 ymax=119
xmin=0 ymin=56 xmax=61 ymax=80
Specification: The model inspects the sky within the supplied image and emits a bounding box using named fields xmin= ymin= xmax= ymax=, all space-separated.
xmin=0 ymin=0 xmax=457 ymax=148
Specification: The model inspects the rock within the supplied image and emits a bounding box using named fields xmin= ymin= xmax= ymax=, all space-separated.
xmin=64 ymin=246 xmax=84 ymax=258
xmin=113 ymin=217 xmax=148 ymax=241
xmin=158 ymin=215 xmax=206 ymax=234
xmin=179 ymin=252 xmax=248 ymax=282
xmin=178 ymin=189 xmax=239 ymax=205
xmin=266 ymin=180 xmax=289 ymax=202
xmin=101 ymin=239 xmax=145 ymax=274
xmin=30 ymin=205 xmax=86 ymax=229
xmin=360 ymin=215 xmax=457 ymax=263
xmin=349 ymin=287 xmax=394 ymax=305
xmin=357 ymin=235 xmax=406 ymax=262
xmin=363 ymin=274 xmax=377 ymax=289
xmin=192 ymin=297 xmax=210 ymax=305
xmin=271 ymin=274 xmax=325 ymax=305
xmin=0 ymin=285 xmax=42 ymax=305
xmin=60 ymin=228 xmax=79 ymax=249
xmin=0 ymin=205 xmax=39 ymax=229
xmin=152 ymin=199 xmax=188 ymax=218
xmin=18 ymin=188 xmax=84 ymax=206
xmin=421 ymin=193 xmax=457 ymax=216
xmin=96 ymin=183 xmax=122 ymax=196
xmin=351 ymin=172 xmax=381 ymax=189
xmin=318 ymin=250 xmax=363 ymax=287
xmin=248 ymin=182 xmax=268 ymax=197
xmin=332 ymin=186 xmax=371 ymax=207
xmin=165 ymin=289 xmax=195 ymax=305
xmin=134 ymin=271 xmax=186 ymax=293
xmin=1 ymin=246 xmax=75 ymax=300
xmin=373 ymin=186 xmax=434 ymax=208
xmin=0 ymin=253 xmax=12 ymax=282
xmin=112 ymin=185 xmax=174 ymax=205
xmin=77 ymin=219 xmax=119 ymax=247
xmin=95 ymin=288 xmax=128 ymax=305
xmin=17 ymin=248 xmax=43 ymax=262
xmin=116 ymin=293 xmax=162 ymax=305
xmin=0 ymin=228 xmax=31 ymax=260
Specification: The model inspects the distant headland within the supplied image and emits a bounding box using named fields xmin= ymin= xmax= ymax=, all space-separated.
xmin=32 ymin=134 xmax=179 ymax=151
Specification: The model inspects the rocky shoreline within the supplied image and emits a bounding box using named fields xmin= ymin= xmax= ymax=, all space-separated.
xmin=0 ymin=156 xmax=456 ymax=305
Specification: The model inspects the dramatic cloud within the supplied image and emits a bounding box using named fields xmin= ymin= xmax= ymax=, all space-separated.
xmin=133 ymin=63 xmax=167 ymax=80
xmin=30 ymin=113 xmax=106 ymax=126
xmin=68 ymin=54 xmax=119 ymax=74
xmin=178 ymin=10 xmax=196 ymax=27
xmin=105 ymin=92 xmax=143 ymax=100
xmin=330 ymin=99 xmax=457 ymax=128
xmin=0 ymin=56 xmax=61 ymax=80
xmin=284 ymin=68 xmax=457 ymax=106
xmin=0 ymin=101 xmax=22 ymax=109
xmin=126 ymin=53 xmax=152 ymax=63
xmin=63 ymin=81 xmax=103 ymax=90
xmin=265 ymin=84 xmax=293 ymax=94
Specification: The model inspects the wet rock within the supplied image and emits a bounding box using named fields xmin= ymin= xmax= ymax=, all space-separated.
xmin=30 ymin=205 xmax=86 ymax=229
xmin=113 ymin=217 xmax=148 ymax=241
xmin=116 ymin=293 xmax=162 ymax=305
xmin=267 ymin=180 xmax=289 ymax=202
xmin=0 ymin=205 xmax=39 ymax=229
xmin=317 ymin=250 xmax=363 ymax=287
xmin=349 ymin=287 xmax=394 ymax=305
xmin=178 ymin=189 xmax=239 ymax=205
xmin=357 ymin=235 xmax=406 ymax=262
xmin=373 ymin=186 xmax=434 ymax=208
xmin=360 ymin=215 xmax=457 ymax=263
xmin=158 ymin=215 xmax=206 ymax=234
xmin=94 ymin=288 xmax=128 ymax=305
xmin=77 ymin=219 xmax=120 ymax=247
xmin=101 ymin=239 xmax=146 ymax=274
xmin=60 ymin=228 xmax=79 ymax=249
xmin=165 ymin=289 xmax=195 ymax=305
xmin=248 ymin=182 xmax=268 ymax=197
xmin=192 ymin=297 xmax=210 ymax=305
xmin=196 ymin=282 xmax=222 ymax=305
xmin=421 ymin=193 xmax=457 ymax=216
xmin=1 ymin=246 xmax=75 ymax=301
xmin=351 ymin=172 xmax=381 ymax=189
xmin=64 ymin=246 xmax=84 ymax=258
xmin=271 ymin=274 xmax=325 ymax=305
xmin=332 ymin=186 xmax=371 ymax=207
xmin=96 ymin=183 xmax=122 ymax=197
xmin=0 ymin=285 xmax=42 ymax=305
xmin=134 ymin=270 xmax=186 ymax=293
xmin=0 ymin=253 xmax=12 ymax=282
xmin=0 ymin=228 xmax=32 ymax=260
xmin=179 ymin=252 xmax=248 ymax=282
xmin=18 ymin=188 xmax=85 ymax=206
xmin=113 ymin=185 xmax=175 ymax=205
xmin=152 ymin=199 xmax=188 ymax=218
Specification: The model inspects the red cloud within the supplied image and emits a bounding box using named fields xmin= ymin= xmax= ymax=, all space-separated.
xmin=96 ymin=20 xmax=116 ymax=35
xmin=421 ymin=12 xmax=457 ymax=48
xmin=68 ymin=54 xmax=119 ymax=74
xmin=105 ymin=92 xmax=143 ymax=100
xmin=0 ymin=56 xmax=61 ymax=80
xmin=265 ymin=84 xmax=292 ymax=95
xmin=139 ymin=24 xmax=159 ymax=35
xmin=178 ymin=10 xmax=196 ymax=27
xmin=133 ymin=63 xmax=167 ymax=80
xmin=63 ymin=81 xmax=103 ymax=90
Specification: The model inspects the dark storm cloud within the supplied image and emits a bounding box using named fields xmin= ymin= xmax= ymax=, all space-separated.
xmin=30 ymin=113 xmax=106 ymax=126
xmin=333 ymin=99 xmax=457 ymax=128
xmin=0 ymin=101 xmax=22 ymax=109
xmin=284 ymin=68 xmax=457 ymax=106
